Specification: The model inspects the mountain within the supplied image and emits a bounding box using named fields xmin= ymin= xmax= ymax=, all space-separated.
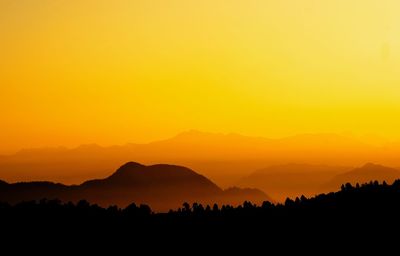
xmin=238 ymin=164 xmax=351 ymax=201
xmin=323 ymin=163 xmax=400 ymax=192
xmin=0 ymin=162 xmax=270 ymax=212
xmin=1 ymin=130 xmax=393 ymax=187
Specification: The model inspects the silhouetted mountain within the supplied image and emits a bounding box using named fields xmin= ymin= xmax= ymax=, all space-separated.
xmin=0 ymin=162 xmax=269 ymax=211
xmin=1 ymin=131 xmax=393 ymax=187
xmin=77 ymin=162 xmax=225 ymax=210
xmin=81 ymin=162 xmax=221 ymax=193
xmin=238 ymin=164 xmax=351 ymax=201
xmin=323 ymin=163 xmax=400 ymax=191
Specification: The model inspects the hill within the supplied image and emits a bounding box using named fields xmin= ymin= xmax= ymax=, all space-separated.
xmin=0 ymin=162 xmax=269 ymax=212
xmin=238 ymin=164 xmax=351 ymax=201
xmin=322 ymin=163 xmax=400 ymax=192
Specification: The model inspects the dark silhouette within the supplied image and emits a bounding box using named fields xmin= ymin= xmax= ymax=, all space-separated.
xmin=1 ymin=180 xmax=400 ymax=252
xmin=0 ymin=162 xmax=270 ymax=211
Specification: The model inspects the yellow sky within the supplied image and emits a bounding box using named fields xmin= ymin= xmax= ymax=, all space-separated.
xmin=1 ymin=0 xmax=400 ymax=154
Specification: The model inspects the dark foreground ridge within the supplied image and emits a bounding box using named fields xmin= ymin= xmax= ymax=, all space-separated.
xmin=1 ymin=180 xmax=400 ymax=252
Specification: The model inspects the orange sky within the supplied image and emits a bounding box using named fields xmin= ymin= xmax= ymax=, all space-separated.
xmin=1 ymin=0 xmax=400 ymax=154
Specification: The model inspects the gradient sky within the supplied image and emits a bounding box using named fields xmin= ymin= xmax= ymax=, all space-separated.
xmin=1 ymin=0 xmax=400 ymax=154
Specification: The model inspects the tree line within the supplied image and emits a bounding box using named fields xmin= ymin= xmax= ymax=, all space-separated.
xmin=1 ymin=180 xmax=399 ymax=252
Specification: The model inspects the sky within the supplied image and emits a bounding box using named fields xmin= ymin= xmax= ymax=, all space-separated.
xmin=1 ymin=0 xmax=400 ymax=154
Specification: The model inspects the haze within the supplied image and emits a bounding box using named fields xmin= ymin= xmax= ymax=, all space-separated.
xmin=1 ymin=0 xmax=400 ymax=154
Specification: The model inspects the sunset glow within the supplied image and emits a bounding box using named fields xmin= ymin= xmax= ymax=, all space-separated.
xmin=2 ymin=2 xmax=400 ymax=248
xmin=1 ymin=0 xmax=400 ymax=154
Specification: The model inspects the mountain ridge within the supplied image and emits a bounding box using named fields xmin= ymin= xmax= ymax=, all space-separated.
xmin=0 ymin=162 xmax=270 ymax=212
xmin=323 ymin=163 xmax=400 ymax=192
xmin=2 ymin=130 xmax=394 ymax=187
xmin=238 ymin=163 xmax=352 ymax=201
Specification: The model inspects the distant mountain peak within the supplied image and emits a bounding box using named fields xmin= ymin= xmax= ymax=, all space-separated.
xmin=362 ymin=163 xmax=384 ymax=169
xmin=323 ymin=163 xmax=400 ymax=191
xmin=172 ymin=130 xmax=221 ymax=139
xmin=352 ymin=163 xmax=398 ymax=175
xmin=74 ymin=144 xmax=103 ymax=151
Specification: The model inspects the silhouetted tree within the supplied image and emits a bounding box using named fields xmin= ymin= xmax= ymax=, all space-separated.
xmin=77 ymin=200 xmax=90 ymax=209
xmin=212 ymin=204 xmax=219 ymax=212
xmin=124 ymin=202 xmax=138 ymax=214
xmin=182 ymin=202 xmax=191 ymax=213
xmin=139 ymin=204 xmax=151 ymax=215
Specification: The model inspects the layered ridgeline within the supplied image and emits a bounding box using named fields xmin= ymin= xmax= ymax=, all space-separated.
xmin=239 ymin=163 xmax=400 ymax=202
xmin=238 ymin=164 xmax=351 ymax=201
xmin=322 ymin=163 xmax=400 ymax=192
xmin=2 ymin=131 xmax=400 ymax=187
xmin=0 ymin=162 xmax=269 ymax=212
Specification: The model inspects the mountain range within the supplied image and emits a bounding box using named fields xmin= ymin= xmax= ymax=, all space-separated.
xmin=322 ymin=163 xmax=400 ymax=192
xmin=2 ymin=130 xmax=400 ymax=187
xmin=238 ymin=164 xmax=351 ymax=201
xmin=238 ymin=163 xmax=400 ymax=201
xmin=0 ymin=162 xmax=269 ymax=212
